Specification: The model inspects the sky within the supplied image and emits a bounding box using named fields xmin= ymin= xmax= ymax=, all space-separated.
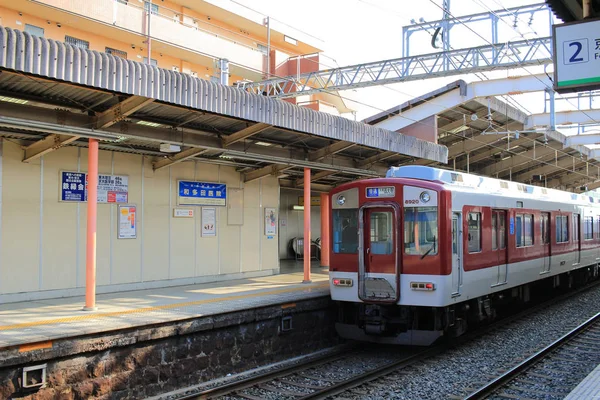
xmin=206 ymin=0 xmax=596 ymax=129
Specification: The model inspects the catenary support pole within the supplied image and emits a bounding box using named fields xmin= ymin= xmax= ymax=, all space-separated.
xmin=320 ymin=192 xmax=330 ymax=269
xmin=303 ymin=168 xmax=311 ymax=283
xmin=84 ymin=139 xmax=99 ymax=311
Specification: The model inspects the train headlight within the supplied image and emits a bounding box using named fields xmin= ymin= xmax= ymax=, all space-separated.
xmin=336 ymin=195 xmax=346 ymax=206
xmin=419 ymin=191 xmax=430 ymax=203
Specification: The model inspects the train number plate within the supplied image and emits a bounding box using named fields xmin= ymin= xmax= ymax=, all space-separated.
xmin=366 ymin=186 xmax=395 ymax=198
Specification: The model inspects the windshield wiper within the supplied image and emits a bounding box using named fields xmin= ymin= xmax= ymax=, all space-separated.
xmin=420 ymin=236 xmax=437 ymax=260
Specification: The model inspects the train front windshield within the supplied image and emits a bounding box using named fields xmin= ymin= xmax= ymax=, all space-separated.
xmin=333 ymin=209 xmax=359 ymax=254
xmin=404 ymin=207 xmax=438 ymax=256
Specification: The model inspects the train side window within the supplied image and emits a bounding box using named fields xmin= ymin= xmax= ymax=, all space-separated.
xmin=573 ymin=214 xmax=579 ymax=242
xmin=516 ymin=214 xmax=523 ymax=247
xmin=541 ymin=213 xmax=550 ymax=245
xmin=492 ymin=213 xmax=498 ymax=250
xmin=524 ymin=214 xmax=534 ymax=246
xmin=467 ymin=212 xmax=481 ymax=253
xmin=498 ymin=214 xmax=506 ymax=249
xmin=584 ymin=216 xmax=594 ymax=240
xmin=556 ymin=215 xmax=569 ymax=243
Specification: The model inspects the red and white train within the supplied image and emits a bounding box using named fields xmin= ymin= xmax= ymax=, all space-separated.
xmin=328 ymin=165 xmax=600 ymax=345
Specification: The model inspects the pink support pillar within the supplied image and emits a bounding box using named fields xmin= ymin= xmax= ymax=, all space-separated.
xmin=303 ymin=168 xmax=311 ymax=283
xmin=84 ymin=139 xmax=99 ymax=311
xmin=320 ymin=192 xmax=330 ymax=269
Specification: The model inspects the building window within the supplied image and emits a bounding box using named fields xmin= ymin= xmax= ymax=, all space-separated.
xmin=284 ymin=35 xmax=297 ymax=45
xmin=65 ymin=35 xmax=89 ymax=50
xmin=556 ymin=215 xmax=569 ymax=243
xmin=257 ymin=43 xmax=268 ymax=54
xmin=24 ymin=24 xmax=44 ymax=38
xmin=144 ymin=2 xmax=159 ymax=15
xmin=584 ymin=216 xmax=594 ymax=240
xmin=143 ymin=57 xmax=158 ymax=66
xmin=105 ymin=47 xmax=127 ymax=59
xmin=516 ymin=214 xmax=534 ymax=248
xmin=467 ymin=212 xmax=481 ymax=253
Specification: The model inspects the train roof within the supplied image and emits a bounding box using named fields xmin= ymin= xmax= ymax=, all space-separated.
xmin=387 ymin=166 xmax=600 ymax=206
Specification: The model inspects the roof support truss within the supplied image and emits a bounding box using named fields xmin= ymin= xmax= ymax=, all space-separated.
xmin=153 ymin=148 xmax=210 ymax=171
xmin=222 ymin=123 xmax=272 ymax=147
xmin=244 ymin=164 xmax=292 ymax=183
xmin=95 ymin=96 xmax=155 ymax=129
xmin=309 ymin=141 xmax=356 ymax=162
xmin=23 ymin=133 xmax=80 ymax=162
xmin=295 ymin=170 xmax=337 ymax=186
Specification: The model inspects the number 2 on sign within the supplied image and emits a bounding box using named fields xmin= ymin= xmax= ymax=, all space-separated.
xmin=564 ymin=39 xmax=588 ymax=64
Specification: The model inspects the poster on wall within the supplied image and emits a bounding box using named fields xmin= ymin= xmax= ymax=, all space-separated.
xmin=118 ymin=205 xmax=137 ymax=239
xmin=178 ymin=181 xmax=226 ymax=206
xmin=60 ymin=171 xmax=128 ymax=203
xmin=202 ymin=207 xmax=217 ymax=237
xmin=265 ymin=207 xmax=277 ymax=236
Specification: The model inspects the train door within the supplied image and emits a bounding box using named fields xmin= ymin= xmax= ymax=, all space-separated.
xmin=451 ymin=213 xmax=463 ymax=296
xmin=492 ymin=210 xmax=508 ymax=286
xmin=358 ymin=205 xmax=399 ymax=303
xmin=541 ymin=212 xmax=551 ymax=274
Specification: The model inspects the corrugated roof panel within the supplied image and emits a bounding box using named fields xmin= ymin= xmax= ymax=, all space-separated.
xmin=0 ymin=26 xmax=447 ymax=163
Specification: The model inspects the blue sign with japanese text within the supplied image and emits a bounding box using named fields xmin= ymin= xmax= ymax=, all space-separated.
xmin=178 ymin=181 xmax=226 ymax=206
xmin=509 ymin=217 xmax=515 ymax=235
xmin=61 ymin=172 xmax=86 ymax=201
xmin=60 ymin=171 xmax=129 ymax=203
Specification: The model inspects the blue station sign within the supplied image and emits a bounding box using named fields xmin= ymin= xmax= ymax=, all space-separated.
xmin=178 ymin=181 xmax=226 ymax=206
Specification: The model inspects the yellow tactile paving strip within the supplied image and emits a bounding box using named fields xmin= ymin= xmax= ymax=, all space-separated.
xmin=0 ymin=283 xmax=328 ymax=332
xmin=0 ymin=268 xmax=331 ymax=348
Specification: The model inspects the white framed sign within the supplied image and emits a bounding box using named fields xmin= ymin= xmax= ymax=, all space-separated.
xmin=553 ymin=19 xmax=600 ymax=93
xmin=202 ymin=207 xmax=216 ymax=237
xmin=173 ymin=208 xmax=194 ymax=218
xmin=118 ymin=204 xmax=137 ymax=239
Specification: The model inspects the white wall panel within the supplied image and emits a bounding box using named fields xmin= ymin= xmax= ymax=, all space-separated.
xmin=0 ymin=144 xmax=281 ymax=302
xmin=0 ymin=141 xmax=41 ymax=294
xmin=41 ymin=147 xmax=79 ymax=290
xmin=169 ymin=162 xmax=195 ymax=279
xmin=112 ymin=152 xmax=142 ymax=285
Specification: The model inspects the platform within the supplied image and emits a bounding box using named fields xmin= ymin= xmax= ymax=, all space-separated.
xmin=0 ymin=261 xmax=329 ymax=349
xmin=564 ymin=364 xmax=600 ymax=399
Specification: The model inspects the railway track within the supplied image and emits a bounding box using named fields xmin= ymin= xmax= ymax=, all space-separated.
xmin=173 ymin=280 xmax=600 ymax=400
xmin=463 ymin=312 xmax=600 ymax=400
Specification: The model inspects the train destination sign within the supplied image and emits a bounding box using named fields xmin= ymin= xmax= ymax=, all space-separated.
xmin=553 ymin=19 xmax=600 ymax=93
xmin=366 ymin=186 xmax=395 ymax=198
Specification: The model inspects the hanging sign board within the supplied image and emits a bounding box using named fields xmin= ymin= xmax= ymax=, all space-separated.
xmin=298 ymin=196 xmax=321 ymax=206
xmin=118 ymin=205 xmax=137 ymax=239
xmin=553 ymin=19 xmax=600 ymax=93
xmin=202 ymin=207 xmax=217 ymax=237
xmin=178 ymin=181 xmax=226 ymax=206
xmin=60 ymin=171 xmax=128 ymax=203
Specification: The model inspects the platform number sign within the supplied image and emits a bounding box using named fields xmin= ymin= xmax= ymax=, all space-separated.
xmin=553 ymin=19 xmax=600 ymax=93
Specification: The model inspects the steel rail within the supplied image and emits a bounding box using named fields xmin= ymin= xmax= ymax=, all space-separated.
xmin=179 ymin=343 xmax=358 ymax=400
xmin=463 ymin=311 xmax=600 ymax=400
